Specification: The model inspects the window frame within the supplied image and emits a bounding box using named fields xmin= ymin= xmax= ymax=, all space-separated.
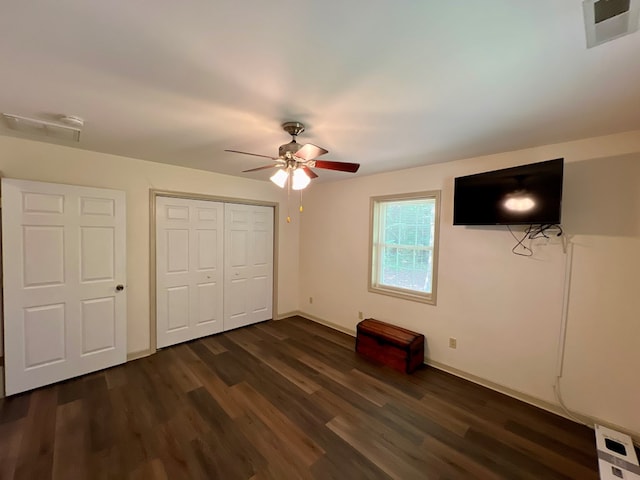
xmin=368 ymin=190 xmax=441 ymax=305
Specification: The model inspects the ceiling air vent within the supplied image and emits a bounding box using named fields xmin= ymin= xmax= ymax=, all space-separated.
xmin=2 ymin=113 xmax=84 ymax=142
xmin=583 ymin=0 xmax=640 ymax=47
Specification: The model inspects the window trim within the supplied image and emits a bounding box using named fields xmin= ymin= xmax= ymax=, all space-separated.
xmin=368 ymin=190 xmax=441 ymax=305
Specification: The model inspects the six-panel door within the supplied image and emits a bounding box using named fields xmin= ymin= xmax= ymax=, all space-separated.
xmin=2 ymin=179 xmax=127 ymax=395
xmin=156 ymin=197 xmax=225 ymax=348
xmin=224 ymin=203 xmax=274 ymax=331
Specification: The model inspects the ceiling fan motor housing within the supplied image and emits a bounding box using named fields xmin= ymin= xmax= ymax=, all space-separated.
xmin=279 ymin=122 xmax=305 ymax=158
xmin=282 ymin=121 xmax=305 ymax=137
xmin=279 ymin=140 xmax=302 ymax=158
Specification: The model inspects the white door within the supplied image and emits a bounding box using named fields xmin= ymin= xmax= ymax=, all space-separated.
xmin=2 ymin=179 xmax=127 ymax=395
xmin=156 ymin=197 xmax=224 ymax=348
xmin=224 ymin=203 xmax=274 ymax=331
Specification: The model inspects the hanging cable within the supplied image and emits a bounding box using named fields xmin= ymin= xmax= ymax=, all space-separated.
xmin=528 ymin=224 xmax=563 ymax=239
xmin=507 ymin=224 xmax=563 ymax=256
xmin=507 ymin=225 xmax=533 ymax=256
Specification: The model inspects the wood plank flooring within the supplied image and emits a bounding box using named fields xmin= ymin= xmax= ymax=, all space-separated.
xmin=0 ymin=316 xmax=603 ymax=479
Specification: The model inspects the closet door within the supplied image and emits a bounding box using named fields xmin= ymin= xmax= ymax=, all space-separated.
xmin=2 ymin=179 xmax=127 ymax=395
xmin=224 ymin=203 xmax=274 ymax=331
xmin=156 ymin=197 xmax=224 ymax=348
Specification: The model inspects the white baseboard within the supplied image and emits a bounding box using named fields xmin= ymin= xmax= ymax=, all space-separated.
xmin=427 ymin=359 xmax=639 ymax=443
xmin=297 ymin=311 xmax=639 ymax=443
xmin=274 ymin=310 xmax=303 ymax=320
xmin=296 ymin=312 xmax=357 ymax=336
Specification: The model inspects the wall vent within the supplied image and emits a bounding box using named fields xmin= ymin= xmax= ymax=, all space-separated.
xmin=1 ymin=113 xmax=83 ymax=142
xmin=583 ymin=0 xmax=640 ymax=47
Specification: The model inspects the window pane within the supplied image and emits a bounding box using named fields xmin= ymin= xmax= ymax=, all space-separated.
xmin=382 ymin=247 xmax=398 ymax=269
xmin=382 ymin=200 xmax=434 ymax=247
xmin=399 ymin=225 xmax=417 ymax=245
xmin=384 ymin=222 xmax=400 ymax=245
xmin=416 ymin=225 xmax=430 ymax=246
xmin=380 ymin=247 xmax=432 ymax=293
xmin=416 ymin=250 xmax=433 ymax=292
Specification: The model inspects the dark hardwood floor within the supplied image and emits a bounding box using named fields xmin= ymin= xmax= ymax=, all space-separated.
xmin=0 ymin=316 xmax=601 ymax=479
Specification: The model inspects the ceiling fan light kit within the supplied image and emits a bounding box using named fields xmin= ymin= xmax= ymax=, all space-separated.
xmin=270 ymin=168 xmax=289 ymax=188
xmin=269 ymin=165 xmax=311 ymax=190
xmin=225 ymin=121 xmax=360 ymax=191
xmin=291 ymin=168 xmax=311 ymax=190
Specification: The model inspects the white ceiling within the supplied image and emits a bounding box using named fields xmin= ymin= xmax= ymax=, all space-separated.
xmin=1 ymin=1 xmax=639 ymax=183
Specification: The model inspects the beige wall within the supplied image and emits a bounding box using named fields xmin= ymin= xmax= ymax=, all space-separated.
xmin=0 ymin=135 xmax=300 ymax=358
xmin=298 ymin=130 xmax=640 ymax=438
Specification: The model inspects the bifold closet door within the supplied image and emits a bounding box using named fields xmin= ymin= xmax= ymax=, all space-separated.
xmin=224 ymin=203 xmax=274 ymax=331
xmin=2 ymin=179 xmax=127 ymax=395
xmin=156 ymin=197 xmax=224 ymax=348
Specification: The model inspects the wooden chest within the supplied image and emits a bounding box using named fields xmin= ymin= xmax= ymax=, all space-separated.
xmin=356 ymin=318 xmax=424 ymax=374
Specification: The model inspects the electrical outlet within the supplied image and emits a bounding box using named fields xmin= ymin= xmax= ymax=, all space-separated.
xmin=358 ymin=311 xmax=363 ymax=320
xmin=449 ymin=337 xmax=457 ymax=349
xmin=309 ymin=296 xmax=313 ymax=304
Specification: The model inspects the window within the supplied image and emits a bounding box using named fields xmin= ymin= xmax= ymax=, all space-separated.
xmin=369 ymin=191 xmax=440 ymax=304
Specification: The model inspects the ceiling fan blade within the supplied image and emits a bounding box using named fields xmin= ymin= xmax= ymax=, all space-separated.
xmin=301 ymin=166 xmax=318 ymax=179
xmin=225 ymin=149 xmax=278 ymax=160
xmin=313 ymin=160 xmax=360 ymax=173
xmin=295 ymin=143 xmax=328 ymax=161
xmin=242 ymin=164 xmax=279 ymax=173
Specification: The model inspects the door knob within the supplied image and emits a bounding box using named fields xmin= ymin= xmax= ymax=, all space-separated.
xmin=116 ymin=284 xmax=124 ymax=291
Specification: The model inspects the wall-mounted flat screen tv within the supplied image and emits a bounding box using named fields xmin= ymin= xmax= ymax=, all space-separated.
xmin=453 ymin=158 xmax=564 ymax=225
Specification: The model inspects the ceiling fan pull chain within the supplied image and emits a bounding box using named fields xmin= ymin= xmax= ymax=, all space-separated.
xmin=299 ymin=189 xmax=304 ymax=213
xmin=286 ymin=172 xmax=292 ymax=223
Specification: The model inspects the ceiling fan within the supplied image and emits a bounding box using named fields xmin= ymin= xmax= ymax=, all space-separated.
xmin=225 ymin=121 xmax=360 ymax=190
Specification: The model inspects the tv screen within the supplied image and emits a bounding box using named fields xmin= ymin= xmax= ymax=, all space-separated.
xmin=453 ymin=158 xmax=563 ymax=225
